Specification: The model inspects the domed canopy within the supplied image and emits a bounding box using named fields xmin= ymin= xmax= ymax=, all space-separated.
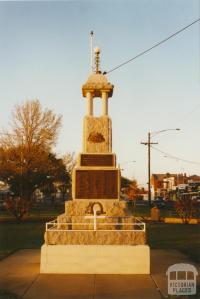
xmin=82 ymin=73 xmax=114 ymax=98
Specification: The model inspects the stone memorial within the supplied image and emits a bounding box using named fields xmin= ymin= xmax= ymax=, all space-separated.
xmin=40 ymin=47 xmax=150 ymax=274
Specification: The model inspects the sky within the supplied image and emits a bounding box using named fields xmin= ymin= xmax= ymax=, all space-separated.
xmin=0 ymin=0 xmax=199 ymax=187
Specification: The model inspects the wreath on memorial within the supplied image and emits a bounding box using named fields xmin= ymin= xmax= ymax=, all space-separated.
xmin=88 ymin=132 xmax=105 ymax=143
xmin=85 ymin=202 xmax=105 ymax=215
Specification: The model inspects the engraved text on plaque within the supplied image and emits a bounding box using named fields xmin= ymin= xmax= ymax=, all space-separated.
xmin=75 ymin=170 xmax=118 ymax=199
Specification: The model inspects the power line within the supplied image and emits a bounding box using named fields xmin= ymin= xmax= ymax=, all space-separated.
xmin=104 ymin=18 xmax=200 ymax=74
xmin=176 ymin=103 xmax=200 ymax=127
xmin=151 ymin=145 xmax=200 ymax=165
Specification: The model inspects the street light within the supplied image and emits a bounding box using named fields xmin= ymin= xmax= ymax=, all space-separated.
xmin=118 ymin=161 xmax=136 ymax=178
xmin=141 ymin=128 xmax=180 ymax=208
xmin=118 ymin=160 xmax=136 ymax=169
xmin=151 ymin=128 xmax=180 ymax=137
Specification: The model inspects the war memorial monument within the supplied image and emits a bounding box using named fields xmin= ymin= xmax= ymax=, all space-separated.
xmin=40 ymin=47 xmax=150 ymax=274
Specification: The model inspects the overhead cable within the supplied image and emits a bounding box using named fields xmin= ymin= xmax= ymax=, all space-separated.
xmin=151 ymin=145 xmax=200 ymax=165
xmin=104 ymin=18 xmax=200 ymax=74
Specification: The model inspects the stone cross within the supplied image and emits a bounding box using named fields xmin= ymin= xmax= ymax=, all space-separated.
xmin=85 ymin=204 xmax=105 ymax=231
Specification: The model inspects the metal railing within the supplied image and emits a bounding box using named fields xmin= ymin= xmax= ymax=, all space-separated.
xmin=46 ymin=217 xmax=145 ymax=232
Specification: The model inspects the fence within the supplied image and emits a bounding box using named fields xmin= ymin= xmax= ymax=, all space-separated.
xmin=46 ymin=216 xmax=145 ymax=232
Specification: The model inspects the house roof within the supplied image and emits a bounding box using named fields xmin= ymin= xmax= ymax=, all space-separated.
xmin=152 ymin=173 xmax=186 ymax=181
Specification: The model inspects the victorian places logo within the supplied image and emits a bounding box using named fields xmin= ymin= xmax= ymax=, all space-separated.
xmin=166 ymin=263 xmax=198 ymax=296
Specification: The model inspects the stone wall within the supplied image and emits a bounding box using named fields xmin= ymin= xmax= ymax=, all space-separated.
xmin=64 ymin=200 xmax=129 ymax=216
xmin=45 ymin=230 xmax=145 ymax=245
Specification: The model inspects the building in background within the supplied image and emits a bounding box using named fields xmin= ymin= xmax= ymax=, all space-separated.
xmin=151 ymin=173 xmax=200 ymax=198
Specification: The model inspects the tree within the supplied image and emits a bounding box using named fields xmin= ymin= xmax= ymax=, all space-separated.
xmin=175 ymin=193 xmax=198 ymax=224
xmin=122 ymin=179 xmax=141 ymax=214
xmin=60 ymin=152 xmax=76 ymax=199
xmin=1 ymin=99 xmax=62 ymax=150
xmin=0 ymin=100 xmax=63 ymax=220
xmin=124 ymin=179 xmax=140 ymax=201
xmin=41 ymin=153 xmax=71 ymax=203
xmin=63 ymin=152 xmax=76 ymax=175
xmin=121 ymin=176 xmax=132 ymax=190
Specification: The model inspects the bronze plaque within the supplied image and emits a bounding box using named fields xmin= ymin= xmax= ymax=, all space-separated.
xmin=81 ymin=154 xmax=114 ymax=166
xmin=75 ymin=170 xmax=118 ymax=199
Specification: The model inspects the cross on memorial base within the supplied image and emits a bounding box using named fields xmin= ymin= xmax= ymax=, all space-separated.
xmin=85 ymin=209 xmax=105 ymax=231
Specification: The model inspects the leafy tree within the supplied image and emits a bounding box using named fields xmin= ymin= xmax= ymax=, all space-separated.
xmin=121 ymin=176 xmax=132 ymax=189
xmin=124 ymin=179 xmax=140 ymax=201
xmin=122 ymin=179 xmax=140 ymax=214
xmin=41 ymin=153 xmax=71 ymax=203
xmin=0 ymin=100 xmax=65 ymax=220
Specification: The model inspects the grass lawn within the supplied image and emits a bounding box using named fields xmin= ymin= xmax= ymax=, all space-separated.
xmin=0 ymin=221 xmax=45 ymax=260
xmin=128 ymin=204 xmax=179 ymax=218
xmin=147 ymin=223 xmax=200 ymax=263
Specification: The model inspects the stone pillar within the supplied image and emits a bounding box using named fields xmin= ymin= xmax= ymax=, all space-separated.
xmin=151 ymin=206 xmax=160 ymax=221
xmin=86 ymin=92 xmax=93 ymax=116
xmin=102 ymin=91 xmax=108 ymax=116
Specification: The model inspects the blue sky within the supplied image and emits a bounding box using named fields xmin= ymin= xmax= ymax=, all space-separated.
xmin=0 ymin=0 xmax=199 ymax=186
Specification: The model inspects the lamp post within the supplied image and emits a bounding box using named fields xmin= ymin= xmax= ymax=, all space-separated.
xmin=118 ymin=160 xmax=136 ymax=171
xmin=141 ymin=128 xmax=180 ymax=208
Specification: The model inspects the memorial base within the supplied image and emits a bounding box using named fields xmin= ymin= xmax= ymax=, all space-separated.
xmin=40 ymin=244 xmax=150 ymax=274
xmin=64 ymin=199 xmax=129 ymax=216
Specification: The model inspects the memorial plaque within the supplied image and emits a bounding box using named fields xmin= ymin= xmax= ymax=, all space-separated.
xmin=75 ymin=170 xmax=118 ymax=199
xmin=81 ymin=154 xmax=114 ymax=166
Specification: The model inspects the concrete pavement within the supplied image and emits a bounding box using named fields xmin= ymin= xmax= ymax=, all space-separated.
xmin=151 ymin=249 xmax=200 ymax=298
xmin=0 ymin=249 xmax=199 ymax=299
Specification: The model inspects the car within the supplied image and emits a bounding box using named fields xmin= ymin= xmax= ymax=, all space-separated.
xmin=152 ymin=198 xmax=165 ymax=208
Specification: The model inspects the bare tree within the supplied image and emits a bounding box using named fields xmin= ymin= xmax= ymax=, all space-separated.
xmin=175 ymin=193 xmax=198 ymax=224
xmin=63 ymin=152 xmax=76 ymax=175
xmin=1 ymin=99 xmax=62 ymax=150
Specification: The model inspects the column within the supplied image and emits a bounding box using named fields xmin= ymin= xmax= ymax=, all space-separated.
xmin=86 ymin=92 xmax=93 ymax=116
xmin=102 ymin=91 xmax=108 ymax=116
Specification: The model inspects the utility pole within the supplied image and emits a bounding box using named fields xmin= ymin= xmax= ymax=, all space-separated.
xmin=141 ymin=132 xmax=158 ymax=208
xmin=141 ymin=128 xmax=180 ymax=208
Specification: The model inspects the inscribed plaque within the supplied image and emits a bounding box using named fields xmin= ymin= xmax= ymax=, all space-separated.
xmin=75 ymin=170 xmax=118 ymax=199
xmin=81 ymin=154 xmax=114 ymax=166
